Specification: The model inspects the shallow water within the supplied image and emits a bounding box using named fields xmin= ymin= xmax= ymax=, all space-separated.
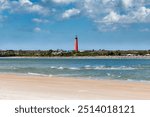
xmin=0 ymin=58 xmax=150 ymax=81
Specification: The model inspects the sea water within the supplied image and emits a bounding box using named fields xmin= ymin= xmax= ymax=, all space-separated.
xmin=0 ymin=58 xmax=150 ymax=81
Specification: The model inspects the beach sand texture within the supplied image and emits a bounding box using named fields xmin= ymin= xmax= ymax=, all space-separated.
xmin=0 ymin=74 xmax=150 ymax=100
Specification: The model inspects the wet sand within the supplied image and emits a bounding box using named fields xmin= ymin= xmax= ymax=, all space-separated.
xmin=0 ymin=74 xmax=150 ymax=100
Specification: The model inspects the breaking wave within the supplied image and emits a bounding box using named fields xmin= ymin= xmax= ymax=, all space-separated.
xmin=49 ymin=65 xmax=138 ymax=70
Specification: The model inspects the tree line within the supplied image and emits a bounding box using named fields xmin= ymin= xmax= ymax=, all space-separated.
xmin=0 ymin=50 xmax=150 ymax=57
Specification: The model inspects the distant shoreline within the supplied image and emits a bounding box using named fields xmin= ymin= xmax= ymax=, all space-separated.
xmin=0 ymin=56 xmax=150 ymax=59
xmin=0 ymin=50 xmax=150 ymax=57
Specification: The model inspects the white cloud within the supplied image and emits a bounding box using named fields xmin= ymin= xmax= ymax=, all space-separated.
xmin=19 ymin=0 xmax=33 ymax=6
xmin=1 ymin=0 xmax=150 ymax=31
xmin=34 ymin=27 xmax=50 ymax=33
xmin=131 ymin=7 xmax=150 ymax=23
xmin=122 ymin=0 xmax=133 ymax=8
xmin=17 ymin=0 xmax=50 ymax=15
xmin=62 ymin=8 xmax=80 ymax=19
xmin=102 ymin=11 xmax=121 ymax=24
xmin=80 ymin=0 xmax=150 ymax=31
xmin=0 ymin=0 xmax=10 ymax=10
xmin=0 ymin=0 xmax=8 ymax=3
xmin=27 ymin=4 xmax=50 ymax=15
xmin=34 ymin=27 xmax=41 ymax=32
xmin=0 ymin=0 xmax=50 ymax=15
xmin=51 ymin=0 xmax=76 ymax=4
xmin=32 ymin=18 xmax=49 ymax=23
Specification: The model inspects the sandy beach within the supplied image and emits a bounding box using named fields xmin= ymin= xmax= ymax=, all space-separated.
xmin=0 ymin=74 xmax=150 ymax=100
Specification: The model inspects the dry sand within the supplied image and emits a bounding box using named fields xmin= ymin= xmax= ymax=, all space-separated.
xmin=0 ymin=74 xmax=150 ymax=100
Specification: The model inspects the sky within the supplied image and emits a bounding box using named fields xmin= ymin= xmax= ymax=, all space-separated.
xmin=0 ymin=0 xmax=150 ymax=50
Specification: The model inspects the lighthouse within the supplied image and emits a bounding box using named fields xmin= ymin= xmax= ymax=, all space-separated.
xmin=74 ymin=35 xmax=78 ymax=52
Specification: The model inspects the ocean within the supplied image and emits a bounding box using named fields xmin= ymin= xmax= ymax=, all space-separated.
xmin=0 ymin=57 xmax=150 ymax=81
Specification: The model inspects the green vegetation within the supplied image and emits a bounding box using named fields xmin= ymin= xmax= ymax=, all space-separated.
xmin=0 ymin=50 xmax=150 ymax=57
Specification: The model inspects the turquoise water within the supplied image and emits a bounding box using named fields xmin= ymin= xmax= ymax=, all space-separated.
xmin=0 ymin=58 xmax=150 ymax=81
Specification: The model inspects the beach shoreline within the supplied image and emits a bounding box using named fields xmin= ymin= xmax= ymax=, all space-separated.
xmin=0 ymin=73 xmax=150 ymax=100
xmin=0 ymin=56 xmax=150 ymax=59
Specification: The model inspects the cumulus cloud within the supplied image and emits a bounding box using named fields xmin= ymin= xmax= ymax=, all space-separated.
xmin=32 ymin=18 xmax=49 ymax=23
xmin=80 ymin=0 xmax=150 ymax=31
xmin=34 ymin=27 xmax=41 ymax=32
xmin=99 ymin=5 xmax=150 ymax=24
xmin=19 ymin=0 xmax=33 ymax=6
xmin=17 ymin=0 xmax=50 ymax=15
xmin=62 ymin=8 xmax=80 ymax=19
xmin=122 ymin=0 xmax=133 ymax=8
xmin=27 ymin=4 xmax=50 ymax=15
xmin=101 ymin=11 xmax=121 ymax=24
xmin=42 ymin=0 xmax=76 ymax=4
xmin=1 ymin=0 xmax=150 ymax=31
xmin=0 ymin=0 xmax=50 ymax=15
xmin=0 ymin=0 xmax=10 ymax=10
xmin=51 ymin=0 xmax=76 ymax=4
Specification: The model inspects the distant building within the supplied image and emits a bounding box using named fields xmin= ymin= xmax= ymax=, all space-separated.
xmin=74 ymin=35 xmax=78 ymax=52
xmin=127 ymin=54 xmax=134 ymax=56
xmin=146 ymin=54 xmax=150 ymax=56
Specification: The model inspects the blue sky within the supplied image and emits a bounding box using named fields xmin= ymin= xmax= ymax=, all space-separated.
xmin=0 ymin=0 xmax=150 ymax=50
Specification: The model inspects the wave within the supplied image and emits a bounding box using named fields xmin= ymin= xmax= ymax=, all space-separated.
xmin=27 ymin=72 xmax=54 ymax=77
xmin=82 ymin=65 xmax=137 ymax=70
xmin=50 ymin=66 xmax=64 ymax=70
xmin=50 ymin=66 xmax=57 ymax=69
xmin=68 ymin=67 xmax=80 ymax=70
xmin=49 ymin=65 xmax=138 ymax=71
xmin=27 ymin=72 xmax=48 ymax=76
xmin=94 ymin=66 xmax=135 ymax=70
xmin=0 ymin=65 xmax=141 ymax=72
xmin=57 ymin=67 xmax=64 ymax=70
xmin=50 ymin=66 xmax=80 ymax=70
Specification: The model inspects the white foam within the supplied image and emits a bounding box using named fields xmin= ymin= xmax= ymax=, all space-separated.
xmin=48 ymin=74 xmax=53 ymax=77
xmin=94 ymin=66 xmax=136 ymax=70
xmin=57 ymin=67 xmax=64 ymax=70
xmin=50 ymin=66 xmax=81 ymax=70
xmin=68 ymin=67 xmax=80 ymax=70
xmin=106 ymin=73 xmax=111 ymax=76
xmin=50 ymin=66 xmax=57 ymax=69
xmin=27 ymin=72 xmax=47 ymax=76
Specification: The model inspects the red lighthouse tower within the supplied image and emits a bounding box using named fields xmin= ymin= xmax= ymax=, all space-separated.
xmin=74 ymin=35 xmax=78 ymax=52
